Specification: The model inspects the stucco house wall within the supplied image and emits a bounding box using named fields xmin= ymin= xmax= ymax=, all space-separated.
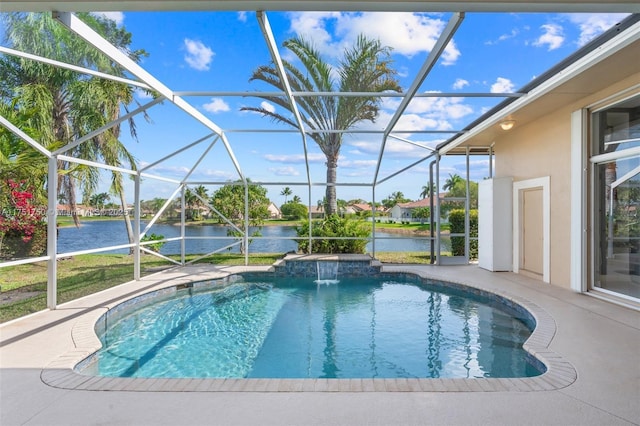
xmin=493 ymin=72 xmax=640 ymax=289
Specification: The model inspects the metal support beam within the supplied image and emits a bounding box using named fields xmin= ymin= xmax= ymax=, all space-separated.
xmin=53 ymin=11 xmax=246 ymax=182
xmin=134 ymin=173 xmax=141 ymax=280
xmin=256 ymin=11 xmax=312 ymax=189
xmin=53 ymin=97 xmax=163 ymax=156
xmin=46 ymin=156 xmax=58 ymax=309
xmin=373 ymin=12 xmax=465 ymax=184
xmin=0 ymin=115 xmax=52 ymax=158
xmin=0 ymin=46 xmax=151 ymax=90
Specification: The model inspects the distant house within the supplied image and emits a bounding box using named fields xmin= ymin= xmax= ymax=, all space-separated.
xmin=390 ymin=198 xmax=438 ymax=221
xmin=267 ymin=202 xmax=281 ymax=219
xmin=309 ymin=205 xmax=324 ymax=218
xmin=350 ymin=203 xmax=373 ymax=214
xmin=349 ymin=203 xmax=390 ymax=216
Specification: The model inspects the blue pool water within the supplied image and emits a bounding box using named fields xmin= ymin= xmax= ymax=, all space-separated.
xmin=89 ymin=275 xmax=544 ymax=379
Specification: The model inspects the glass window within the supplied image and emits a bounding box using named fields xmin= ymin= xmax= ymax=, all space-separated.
xmin=592 ymin=97 xmax=640 ymax=156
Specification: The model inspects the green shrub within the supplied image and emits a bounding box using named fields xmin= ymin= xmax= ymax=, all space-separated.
xmin=296 ymin=214 xmax=370 ymax=254
xmin=449 ymin=209 xmax=478 ymax=259
xmin=280 ymin=202 xmax=308 ymax=220
xmin=140 ymin=233 xmax=166 ymax=253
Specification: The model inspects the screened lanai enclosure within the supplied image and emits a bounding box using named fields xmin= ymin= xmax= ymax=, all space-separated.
xmin=1 ymin=1 xmax=638 ymax=311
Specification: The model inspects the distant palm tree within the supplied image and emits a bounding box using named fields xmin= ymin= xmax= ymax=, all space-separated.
xmin=337 ymin=199 xmax=348 ymax=216
xmin=184 ymin=189 xmax=197 ymax=220
xmin=242 ymin=35 xmax=401 ymax=215
xmin=292 ymin=195 xmax=302 ymax=204
xmin=420 ymin=183 xmax=437 ymax=199
xmin=193 ymin=185 xmax=209 ymax=219
xmin=280 ymin=187 xmax=292 ymax=204
xmin=443 ymin=173 xmax=464 ymax=192
xmin=89 ymin=192 xmax=110 ymax=210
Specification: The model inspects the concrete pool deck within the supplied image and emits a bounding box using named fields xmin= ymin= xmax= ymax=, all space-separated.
xmin=1 ymin=264 xmax=638 ymax=425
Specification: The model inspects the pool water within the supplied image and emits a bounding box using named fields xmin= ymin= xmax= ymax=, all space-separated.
xmin=91 ymin=275 xmax=543 ymax=379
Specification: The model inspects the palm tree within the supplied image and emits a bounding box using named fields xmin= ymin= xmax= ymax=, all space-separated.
xmin=420 ymin=183 xmax=437 ymax=199
xmin=184 ymin=188 xmax=197 ymax=220
xmin=382 ymin=191 xmax=409 ymax=209
xmin=1 ymin=12 xmax=149 ymax=253
xmin=194 ymin=185 xmax=209 ymax=219
xmin=443 ymin=173 xmax=464 ymax=193
xmin=242 ymin=35 xmax=400 ymax=215
xmin=280 ymin=187 xmax=293 ymax=204
xmin=292 ymin=195 xmax=302 ymax=204
xmin=89 ymin=192 xmax=110 ymax=210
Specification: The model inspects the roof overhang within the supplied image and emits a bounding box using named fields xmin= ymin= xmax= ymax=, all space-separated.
xmin=3 ymin=0 xmax=640 ymax=13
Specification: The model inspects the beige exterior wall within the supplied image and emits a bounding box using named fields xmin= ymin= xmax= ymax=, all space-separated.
xmin=493 ymin=72 xmax=640 ymax=289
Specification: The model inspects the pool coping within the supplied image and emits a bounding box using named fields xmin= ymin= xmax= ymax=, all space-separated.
xmin=40 ymin=264 xmax=577 ymax=393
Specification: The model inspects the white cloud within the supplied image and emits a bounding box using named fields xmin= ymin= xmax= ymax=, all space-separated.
xmin=142 ymin=164 xmax=234 ymax=180
xmin=397 ymin=113 xmax=442 ymax=131
xmin=203 ymin=98 xmax=230 ymax=113
xmin=452 ymin=78 xmax=469 ymax=90
xmin=92 ymin=12 xmax=124 ymax=25
xmin=268 ymin=166 xmax=300 ymax=176
xmin=485 ymin=28 xmax=520 ymax=45
xmin=201 ymin=169 xmax=236 ymax=179
xmin=134 ymin=88 xmax=153 ymax=100
xmin=288 ymin=12 xmax=460 ymax=65
xmin=261 ymin=101 xmax=276 ymax=113
xmin=183 ymin=39 xmax=214 ymax=71
xmin=288 ymin=11 xmax=340 ymax=54
xmin=345 ymin=140 xmax=381 ymax=156
xmin=237 ymin=11 xmax=248 ymax=22
xmin=533 ymin=23 xmax=565 ymax=51
xmin=264 ymin=153 xmax=326 ymax=163
xmin=566 ymin=13 xmax=630 ymax=46
xmin=490 ymin=77 xmax=516 ymax=93
xmin=405 ymin=95 xmax=473 ymax=121
xmin=377 ymin=95 xmax=473 ymax=133
xmin=339 ymin=159 xmax=378 ymax=169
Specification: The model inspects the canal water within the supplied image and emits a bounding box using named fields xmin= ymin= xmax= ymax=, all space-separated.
xmin=57 ymin=220 xmax=435 ymax=255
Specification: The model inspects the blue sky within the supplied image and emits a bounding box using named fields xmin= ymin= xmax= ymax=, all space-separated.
xmin=70 ymin=11 xmax=629 ymax=205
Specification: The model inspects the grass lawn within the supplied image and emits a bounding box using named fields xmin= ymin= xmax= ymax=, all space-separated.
xmin=0 ymin=251 xmax=432 ymax=323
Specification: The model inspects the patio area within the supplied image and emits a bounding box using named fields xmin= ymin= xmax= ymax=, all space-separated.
xmin=1 ymin=264 xmax=638 ymax=425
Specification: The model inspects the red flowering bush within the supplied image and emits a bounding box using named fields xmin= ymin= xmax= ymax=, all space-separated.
xmin=0 ymin=179 xmax=47 ymax=259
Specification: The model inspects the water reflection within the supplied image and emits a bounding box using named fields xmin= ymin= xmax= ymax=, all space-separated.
xmin=58 ymin=220 xmax=437 ymax=254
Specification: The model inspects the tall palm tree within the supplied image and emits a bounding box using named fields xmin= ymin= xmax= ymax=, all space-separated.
xmin=280 ymin=186 xmax=292 ymax=204
xmin=1 ymin=12 xmax=149 ymax=252
xmin=242 ymin=35 xmax=401 ymax=215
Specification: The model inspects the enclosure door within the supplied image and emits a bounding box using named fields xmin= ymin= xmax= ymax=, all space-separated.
xmin=520 ymin=188 xmax=544 ymax=276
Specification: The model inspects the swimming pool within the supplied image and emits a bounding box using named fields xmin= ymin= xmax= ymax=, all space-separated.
xmin=82 ymin=272 xmax=545 ymax=379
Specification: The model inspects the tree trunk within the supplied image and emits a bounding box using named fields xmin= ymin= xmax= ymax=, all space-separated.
xmin=118 ymin=190 xmax=135 ymax=255
xmin=325 ymin=156 xmax=338 ymax=215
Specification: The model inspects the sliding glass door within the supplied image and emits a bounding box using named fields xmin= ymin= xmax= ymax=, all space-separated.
xmin=591 ymin=94 xmax=640 ymax=301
